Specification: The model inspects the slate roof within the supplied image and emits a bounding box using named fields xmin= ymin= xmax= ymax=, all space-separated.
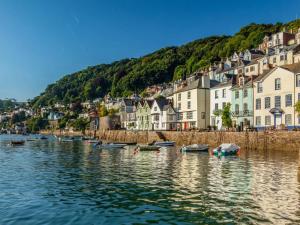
xmin=281 ymin=62 xmax=300 ymax=74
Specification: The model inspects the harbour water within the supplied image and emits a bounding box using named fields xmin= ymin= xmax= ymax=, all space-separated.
xmin=0 ymin=135 xmax=299 ymax=225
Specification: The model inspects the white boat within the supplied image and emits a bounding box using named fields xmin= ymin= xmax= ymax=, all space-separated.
xmin=180 ymin=144 xmax=209 ymax=152
xmin=213 ymin=143 xmax=240 ymax=156
xmin=154 ymin=141 xmax=175 ymax=147
xmin=97 ymin=143 xmax=127 ymax=149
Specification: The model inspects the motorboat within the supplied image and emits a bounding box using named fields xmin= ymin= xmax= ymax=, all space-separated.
xmin=180 ymin=144 xmax=209 ymax=153
xmin=137 ymin=145 xmax=161 ymax=151
xmin=213 ymin=143 xmax=240 ymax=156
xmin=153 ymin=141 xmax=175 ymax=147
xmin=40 ymin=136 xmax=48 ymax=140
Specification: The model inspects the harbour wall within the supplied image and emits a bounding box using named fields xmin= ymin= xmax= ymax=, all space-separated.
xmin=97 ymin=130 xmax=300 ymax=152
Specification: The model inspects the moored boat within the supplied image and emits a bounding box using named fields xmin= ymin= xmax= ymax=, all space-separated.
xmin=10 ymin=140 xmax=25 ymax=146
xmin=137 ymin=145 xmax=161 ymax=151
xmin=180 ymin=144 xmax=209 ymax=152
xmin=213 ymin=143 xmax=240 ymax=156
xmin=154 ymin=141 xmax=175 ymax=147
xmin=96 ymin=143 xmax=127 ymax=149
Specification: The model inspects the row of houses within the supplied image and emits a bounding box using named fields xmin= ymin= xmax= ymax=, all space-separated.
xmin=117 ymin=28 xmax=300 ymax=131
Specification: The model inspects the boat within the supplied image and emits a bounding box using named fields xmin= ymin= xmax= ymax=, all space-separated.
xmin=137 ymin=144 xmax=161 ymax=151
xmin=87 ymin=139 xmax=100 ymax=144
xmin=114 ymin=141 xmax=137 ymax=146
xmin=40 ymin=136 xmax=48 ymax=140
xmin=10 ymin=140 xmax=25 ymax=146
xmin=213 ymin=143 xmax=240 ymax=156
xmin=154 ymin=141 xmax=175 ymax=147
xmin=27 ymin=138 xmax=39 ymax=142
xmin=96 ymin=143 xmax=127 ymax=149
xmin=180 ymin=144 xmax=209 ymax=152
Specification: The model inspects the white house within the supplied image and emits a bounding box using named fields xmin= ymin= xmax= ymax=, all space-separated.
xmin=150 ymin=98 xmax=176 ymax=131
xmin=210 ymin=76 xmax=235 ymax=130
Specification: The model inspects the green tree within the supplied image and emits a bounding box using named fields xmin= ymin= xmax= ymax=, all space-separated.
xmin=221 ymin=103 xmax=232 ymax=128
xmin=72 ymin=117 xmax=89 ymax=134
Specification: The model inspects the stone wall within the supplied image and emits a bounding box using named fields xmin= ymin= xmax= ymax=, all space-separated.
xmin=98 ymin=130 xmax=300 ymax=151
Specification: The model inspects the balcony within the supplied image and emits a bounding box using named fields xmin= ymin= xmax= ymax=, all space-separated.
xmin=232 ymin=110 xmax=253 ymax=117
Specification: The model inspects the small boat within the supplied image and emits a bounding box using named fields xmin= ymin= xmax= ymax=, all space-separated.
xmin=87 ymin=140 xmax=100 ymax=144
xmin=213 ymin=143 xmax=240 ymax=156
xmin=180 ymin=144 xmax=209 ymax=152
xmin=10 ymin=140 xmax=25 ymax=146
xmin=27 ymin=138 xmax=39 ymax=142
xmin=115 ymin=141 xmax=137 ymax=146
xmin=96 ymin=143 xmax=127 ymax=149
xmin=137 ymin=145 xmax=161 ymax=151
xmin=61 ymin=139 xmax=74 ymax=143
xmin=40 ymin=136 xmax=48 ymax=140
xmin=154 ymin=141 xmax=175 ymax=147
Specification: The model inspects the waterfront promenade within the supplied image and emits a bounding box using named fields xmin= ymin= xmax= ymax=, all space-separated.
xmin=41 ymin=130 xmax=300 ymax=152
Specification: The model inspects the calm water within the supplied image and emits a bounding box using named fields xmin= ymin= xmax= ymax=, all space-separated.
xmin=0 ymin=135 xmax=300 ymax=225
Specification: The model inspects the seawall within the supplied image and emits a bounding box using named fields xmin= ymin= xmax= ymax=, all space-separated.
xmin=98 ymin=130 xmax=300 ymax=152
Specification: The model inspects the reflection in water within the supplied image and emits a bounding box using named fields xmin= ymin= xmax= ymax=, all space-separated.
xmin=0 ymin=135 xmax=299 ymax=225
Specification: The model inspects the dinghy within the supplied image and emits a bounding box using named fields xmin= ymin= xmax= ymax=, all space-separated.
xmin=137 ymin=145 xmax=161 ymax=151
xmin=96 ymin=143 xmax=127 ymax=149
xmin=154 ymin=141 xmax=175 ymax=147
xmin=213 ymin=143 xmax=240 ymax=156
xmin=10 ymin=140 xmax=25 ymax=146
xmin=180 ymin=144 xmax=209 ymax=153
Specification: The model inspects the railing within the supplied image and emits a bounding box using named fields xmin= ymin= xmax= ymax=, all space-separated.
xmin=232 ymin=110 xmax=253 ymax=117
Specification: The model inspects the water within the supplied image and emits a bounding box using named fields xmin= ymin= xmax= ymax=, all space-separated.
xmin=0 ymin=135 xmax=299 ymax=225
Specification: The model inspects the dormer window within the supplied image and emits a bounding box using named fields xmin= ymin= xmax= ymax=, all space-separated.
xmin=239 ymin=77 xmax=244 ymax=86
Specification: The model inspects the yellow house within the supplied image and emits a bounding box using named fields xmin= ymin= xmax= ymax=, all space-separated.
xmin=253 ymin=63 xmax=300 ymax=129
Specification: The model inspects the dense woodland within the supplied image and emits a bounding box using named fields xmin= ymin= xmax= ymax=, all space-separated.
xmin=32 ymin=20 xmax=300 ymax=108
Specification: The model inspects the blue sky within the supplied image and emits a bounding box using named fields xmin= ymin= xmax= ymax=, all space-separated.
xmin=0 ymin=0 xmax=299 ymax=101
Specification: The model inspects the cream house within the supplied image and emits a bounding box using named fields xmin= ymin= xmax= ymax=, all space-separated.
xmin=253 ymin=63 xmax=300 ymax=129
xmin=170 ymin=73 xmax=210 ymax=130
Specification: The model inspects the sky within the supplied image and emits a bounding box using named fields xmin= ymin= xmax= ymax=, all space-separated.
xmin=0 ymin=0 xmax=299 ymax=101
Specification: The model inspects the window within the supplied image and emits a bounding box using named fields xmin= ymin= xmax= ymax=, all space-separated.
xmin=246 ymin=68 xmax=249 ymax=73
xmin=285 ymin=94 xmax=292 ymax=107
xmin=265 ymin=97 xmax=271 ymax=109
xmin=255 ymin=116 xmax=261 ymax=126
xmin=265 ymin=116 xmax=271 ymax=126
xmin=296 ymin=75 xmax=300 ymax=87
xmin=243 ymin=103 xmax=248 ymax=111
xmin=257 ymin=82 xmax=263 ymax=93
xmin=235 ymin=104 xmax=239 ymax=113
xmin=154 ymin=106 xmax=157 ymax=111
xmin=187 ymin=101 xmax=191 ymax=109
xmin=178 ymin=103 xmax=181 ymax=110
xmin=222 ymin=102 xmax=226 ymax=109
xmin=187 ymin=91 xmax=191 ymax=99
xmin=215 ymin=103 xmax=219 ymax=111
xmin=201 ymin=112 xmax=205 ymax=119
xmin=275 ymin=96 xmax=281 ymax=108
xmin=154 ymin=115 xmax=159 ymax=121
xmin=280 ymin=54 xmax=287 ymax=61
xmin=250 ymin=66 xmax=254 ymax=72
xmin=256 ymin=98 xmax=261 ymax=110
xmin=222 ymin=89 xmax=226 ymax=98
xmin=178 ymin=93 xmax=181 ymax=101
xmin=177 ymin=112 xmax=183 ymax=120
xmin=275 ymin=78 xmax=281 ymax=90
xmin=235 ymin=91 xmax=239 ymax=99
xmin=273 ymin=57 xmax=277 ymax=63
xmin=285 ymin=114 xmax=292 ymax=125
xmin=186 ymin=112 xmax=193 ymax=119
xmin=215 ymin=90 xmax=219 ymax=99
xmin=244 ymin=89 xmax=248 ymax=98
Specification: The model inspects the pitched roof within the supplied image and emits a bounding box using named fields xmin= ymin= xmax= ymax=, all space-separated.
xmin=155 ymin=97 xmax=169 ymax=110
xmin=174 ymin=79 xmax=202 ymax=93
xmin=280 ymin=62 xmax=300 ymax=74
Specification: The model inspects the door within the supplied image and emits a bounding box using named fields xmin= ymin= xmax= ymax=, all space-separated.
xmin=275 ymin=114 xmax=281 ymax=128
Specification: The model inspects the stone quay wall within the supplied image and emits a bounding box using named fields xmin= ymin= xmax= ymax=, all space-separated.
xmin=98 ymin=130 xmax=300 ymax=152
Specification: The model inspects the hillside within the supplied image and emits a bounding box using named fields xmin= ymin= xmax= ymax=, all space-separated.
xmin=32 ymin=19 xmax=300 ymax=108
